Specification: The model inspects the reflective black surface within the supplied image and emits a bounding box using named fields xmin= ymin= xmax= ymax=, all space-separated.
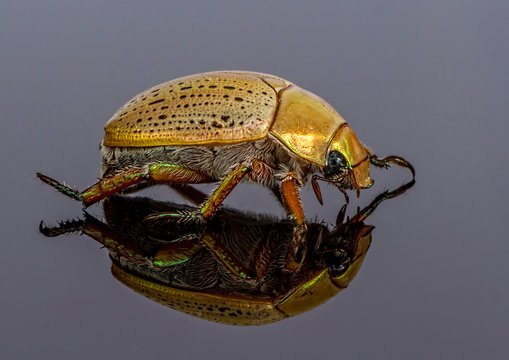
xmin=2 ymin=1 xmax=508 ymax=359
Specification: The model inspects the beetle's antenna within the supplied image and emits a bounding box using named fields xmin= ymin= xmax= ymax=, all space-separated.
xmin=352 ymin=177 xmax=415 ymax=223
xmin=369 ymin=155 xmax=415 ymax=179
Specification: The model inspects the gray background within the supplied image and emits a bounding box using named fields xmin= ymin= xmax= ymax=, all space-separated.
xmin=1 ymin=0 xmax=508 ymax=359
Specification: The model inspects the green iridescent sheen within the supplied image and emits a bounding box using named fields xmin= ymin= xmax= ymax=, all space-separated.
xmin=153 ymin=257 xmax=191 ymax=267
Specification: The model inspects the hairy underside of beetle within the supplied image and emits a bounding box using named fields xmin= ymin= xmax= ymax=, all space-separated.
xmin=100 ymin=137 xmax=319 ymax=189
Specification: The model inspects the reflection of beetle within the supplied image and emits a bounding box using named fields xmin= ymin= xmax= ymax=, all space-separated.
xmin=37 ymin=71 xmax=414 ymax=266
xmin=40 ymin=179 xmax=414 ymax=326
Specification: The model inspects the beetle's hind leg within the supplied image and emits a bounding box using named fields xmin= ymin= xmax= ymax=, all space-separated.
xmin=37 ymin=164 xmax=212 ymax=207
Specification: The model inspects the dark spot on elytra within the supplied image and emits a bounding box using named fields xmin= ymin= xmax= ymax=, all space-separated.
xmin=211 ymin=120 xmax=222 ymax=128
xmin=234 ymin=97 xmax=243 ymax=101
xmin=199 ymin=119 xmax=206 ymax=124
xmin=159 ymin=115 xmax=167 ymax=119
xmin=221 ymin=115 xmax=230 ymax=121
xmin=180 ymin=95 xmax=186 ymax=99
xmin=148 ymin=99 xmax=164 ymax=106
xmin=136 ymin=118 xmax=142 ymax=123
xmin=181 ymin=86 xmax=192 ymax=90
xmin=209 ymin=85 xmax=217 ymax=88
xmin=224 ymin=86 xmax=235 ymax=90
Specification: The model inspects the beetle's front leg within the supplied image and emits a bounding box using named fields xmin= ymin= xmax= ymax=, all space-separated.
xmin=280 ymin=171 xmax=308 ymax=270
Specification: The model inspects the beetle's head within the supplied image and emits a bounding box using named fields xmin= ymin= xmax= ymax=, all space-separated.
xmin=323 ymin=124 xmax=373 ymax=190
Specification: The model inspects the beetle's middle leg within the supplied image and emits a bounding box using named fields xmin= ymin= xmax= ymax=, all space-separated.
xmin=146 ymin=163 xmax=250 ymax=224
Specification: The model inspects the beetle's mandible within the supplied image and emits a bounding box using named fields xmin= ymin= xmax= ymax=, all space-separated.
xmin=37 ymin=71 xmax=414 ymax=268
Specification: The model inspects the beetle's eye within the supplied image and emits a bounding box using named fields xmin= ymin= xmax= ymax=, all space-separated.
xmin=328 ymin=151 xmax=347 ymax=168
xmin=325 ymin=151 xmax=348 ymax=177
xmin=324 ymin=250 xmax=351 ymax=277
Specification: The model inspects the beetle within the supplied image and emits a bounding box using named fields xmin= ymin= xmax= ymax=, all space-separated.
xmin=37 ymin=71 xmax=414 ymax=267
xmin=39 ymin=177 xmax=414 ymax=326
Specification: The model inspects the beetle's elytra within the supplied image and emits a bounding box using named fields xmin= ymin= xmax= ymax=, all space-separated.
xmin=37 ymin=71 xmax=414 ymax=268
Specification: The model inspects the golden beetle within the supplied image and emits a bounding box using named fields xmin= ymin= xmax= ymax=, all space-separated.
xmin=37 ymin=71 xmax=414 ymax=265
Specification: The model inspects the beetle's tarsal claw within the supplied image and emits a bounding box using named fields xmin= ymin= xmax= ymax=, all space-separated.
xmin=37 ymin=172 xmax=82 ymax=202
xmin=144 ymin=210 xmax=205 ymax=225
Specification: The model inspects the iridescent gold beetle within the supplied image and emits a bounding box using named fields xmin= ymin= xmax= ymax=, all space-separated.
xmin=37 ymin=71 xmax=414 ymax=266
